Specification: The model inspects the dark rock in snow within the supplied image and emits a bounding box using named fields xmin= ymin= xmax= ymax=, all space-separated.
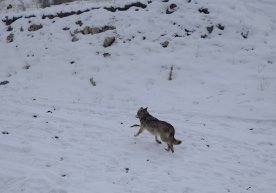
xmin=2 ymin=16 xmax=22 ymax=25
xmin=104 ymin=2 xmax=147 ymax=12
xmin=166 ymin=3 xmax=177 ymax=14
xmin=7 ymin=4 xmax=12 ymax=9
xmin=241 ymin=31 xmax=249 ymax=39
xmin=217 ymin=24 xmax=225 ymax=30
xmin=201 ymin=34 xmax=207 ymax=39
xmin=198 ymin=8 xmax=209 ymax=14
xmin=7 ymin=26 xmax=13 ymax=31
xmin=90 ymin=78 xmax=96 ymax=86
xmin=0 ymin=80 xmax=9 ymax=85
xmin=206 ymin=25 xmax=214 ymax=34
xmin=71 ymin=36 xmax=79 ymax=42
xmin=185 ymin=29 xmax=194 ymax=36
xmin=75 ymin=20 xmax=83 ymax=26
xmin=170 ymin=3 xmax=177 ymax=9
xmin=28 ymin=24 xmax=43 ymax=31
xmin=81 ymin=26 xmax=115 ymax=35
xmin=24 ymin=64 xmax=31 ymax=70
xmin=161 ymin=40 xmax=169 ymax=48
xmin=6 ymin=33 xmax=14 ymax=43
xmin=103 ymin=53 xmax=111 ymax=57
xmin=103 ymin=36 xmax=115 ymax=47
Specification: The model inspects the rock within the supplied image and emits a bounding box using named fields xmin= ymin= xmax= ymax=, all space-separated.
xmin=185 ymin=29 xmax=194 ymax=36
xmin=166 ymin=3 xmax=177 ymax=14
xmin=198 ymin=8 xmax=209 ymax=14
xmin=24 ymin=64 xmax=31 ymax=69
xmin=201 ymin=34 xmax=207 ymax=39
xmin=0 ymin=80 xmax=9 ymax=85
xmin=7 ymin=4 xmax=12 ymax=9
xmin=103 ymin=53 xmax=111 ymax=57
xmin=217 ymin=24 xmax=225 ymax=30
xmin=72 ymin=36 xmax=79 ymax=42
xmin=75 ymin=20 xmax=83 ymax=26
xmin=89 ymin=27 xmax=101 ymax=34
xmin=169 ymin=3 xmax=177 ymax=9
xmin=161 ymin=40 xmax=169 ymax=48
xmin=7 ymin=26 xmax=13 ymax=31
xmin=6 ymin=33 xmax=14 ymax=43
xmin=241 ymin=31 xmax=249 ymax=39
xmin=102 ymin=25 xmax=116 ymax=32
xmin=103 ymin=36 xmax=115 ymax=47
xmin=82 ymin=26 xmax=90 ymax=35
xmin=206 ymin=25 xmax=214 ymax=34
xmin=28 ymin=24 xmax=43 ymax=31
xmin=80 ymin=26 xmax=115 ymax=35
xmin=104 ymin=2 xmax=147 ymax=12
xmin=62 ymin=27 xmax=70 ymax=31
xmin=90 ymin=78 xmax=96 ymax=86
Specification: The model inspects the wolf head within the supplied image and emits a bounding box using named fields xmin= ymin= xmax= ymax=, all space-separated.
xmin=136 ymin=107 xmax=148 ymax=119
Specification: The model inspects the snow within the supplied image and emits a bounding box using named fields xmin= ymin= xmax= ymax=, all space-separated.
xmin=1 ymin=0 xmax=276 ymax=193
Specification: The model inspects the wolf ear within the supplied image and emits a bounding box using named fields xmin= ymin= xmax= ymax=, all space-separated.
xmin=144 ymin=107 xmax=148 ymax=111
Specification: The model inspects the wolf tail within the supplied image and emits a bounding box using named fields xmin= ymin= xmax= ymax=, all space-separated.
xmin=169 ymin=130 xmax=181 ymax=145
xmin=173 ymin=138 xmax=182 ymax=145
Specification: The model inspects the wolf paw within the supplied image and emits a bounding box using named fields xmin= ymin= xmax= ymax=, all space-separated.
xmin=156 ymin=140 xmax=162 ymax=144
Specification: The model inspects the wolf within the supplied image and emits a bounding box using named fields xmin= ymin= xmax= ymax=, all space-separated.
xmin=134 ymin=107 xmax=181 ymax=153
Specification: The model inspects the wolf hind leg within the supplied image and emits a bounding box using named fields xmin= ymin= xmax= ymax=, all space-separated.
xmin=165 ymin=142 xmax=174 ymax=153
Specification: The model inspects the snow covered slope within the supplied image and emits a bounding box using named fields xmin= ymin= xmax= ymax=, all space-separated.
xmin=0 ymin=0 xmax=276 ymax=193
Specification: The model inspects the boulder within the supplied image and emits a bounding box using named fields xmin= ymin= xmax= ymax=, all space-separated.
xmin=103 ymin=36 xmax=115 ymax=47
xmin=28 ymin=24 xmax=43 ymax=31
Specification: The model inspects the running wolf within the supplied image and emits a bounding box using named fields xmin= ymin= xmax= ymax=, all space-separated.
xmin=134 ymin=107 xmax=181 ymax=153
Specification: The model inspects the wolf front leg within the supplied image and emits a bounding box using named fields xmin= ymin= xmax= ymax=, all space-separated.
xmin=134 ymin=126 xmax=145 ymax=137
xmin=155 ymin=136 xmax=162 ymax=144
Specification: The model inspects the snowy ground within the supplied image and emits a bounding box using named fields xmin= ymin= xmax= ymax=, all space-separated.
xmin=1 ymin=0 xmax=276 ymax=193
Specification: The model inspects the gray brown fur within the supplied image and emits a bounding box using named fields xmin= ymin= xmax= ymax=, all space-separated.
xmin=134 ymin=107 xmax=181 ymax=153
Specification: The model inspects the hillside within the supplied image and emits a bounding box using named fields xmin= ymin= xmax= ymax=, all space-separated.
xmin=1 ymin=0 xmax=276 ymax=193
